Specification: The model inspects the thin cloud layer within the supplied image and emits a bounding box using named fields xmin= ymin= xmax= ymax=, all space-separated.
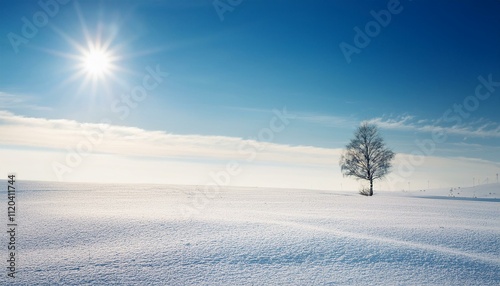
xmin=369 ymin=115 xmax=500 ymax=138
xmin=0 ymin=92 xmax=52 ymax=111
xmin=296 ymin=113 xmax=357 ymax=128
xmin=0 ymin=110 xmax=340 ymax=166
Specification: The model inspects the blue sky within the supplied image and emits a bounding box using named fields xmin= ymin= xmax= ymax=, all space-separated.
xmin=1 ymin=0 xmax=499 ymax=190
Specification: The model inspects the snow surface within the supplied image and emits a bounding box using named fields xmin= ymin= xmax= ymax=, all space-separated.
xmin=1 ymin=181 xmax=499 ymax=285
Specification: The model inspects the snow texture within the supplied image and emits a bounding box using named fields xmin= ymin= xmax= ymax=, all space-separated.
xmin=1 ymin=181 xmax=499 ymax=285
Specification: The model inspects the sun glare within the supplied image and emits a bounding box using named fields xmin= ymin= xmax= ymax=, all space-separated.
xmin=47 ymin=4 xmax=132 ymax=98
xmin=83 ymin=48 xmax=111 ymax=76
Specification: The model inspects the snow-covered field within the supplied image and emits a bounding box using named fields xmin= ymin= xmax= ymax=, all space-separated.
xmin=1 ymin=181 xmax=499 ymax=285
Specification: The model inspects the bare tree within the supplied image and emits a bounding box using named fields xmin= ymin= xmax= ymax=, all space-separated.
xmin=340 ymin=123 xmax=395 ymax=196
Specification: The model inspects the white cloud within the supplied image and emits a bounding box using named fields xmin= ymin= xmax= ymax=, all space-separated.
xmin=0 ymin=110 xmax=341 ymax=166
xmin=369 ymin=115 xmax=500 ymax=138
xmin=0 ymin=92 xmax=52 ymax=111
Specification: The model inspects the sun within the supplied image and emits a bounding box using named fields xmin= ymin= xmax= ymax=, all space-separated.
xmin=82 ymin=48 xmax=111 ymax=77
xmin=66 ymin=40 xmax=120 ymax=96
xmin=47 ymin=6 xmax=133 ymax=98
xmin=84 ymin=50 xmax=109 ymax=74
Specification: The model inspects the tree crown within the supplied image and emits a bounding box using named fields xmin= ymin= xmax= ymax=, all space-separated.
xmin=340 ymin=123 xmax=395 ymax=183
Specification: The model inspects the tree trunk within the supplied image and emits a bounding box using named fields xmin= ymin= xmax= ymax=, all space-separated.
xmin=369 ymin=179 xmax=373 ymax=196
